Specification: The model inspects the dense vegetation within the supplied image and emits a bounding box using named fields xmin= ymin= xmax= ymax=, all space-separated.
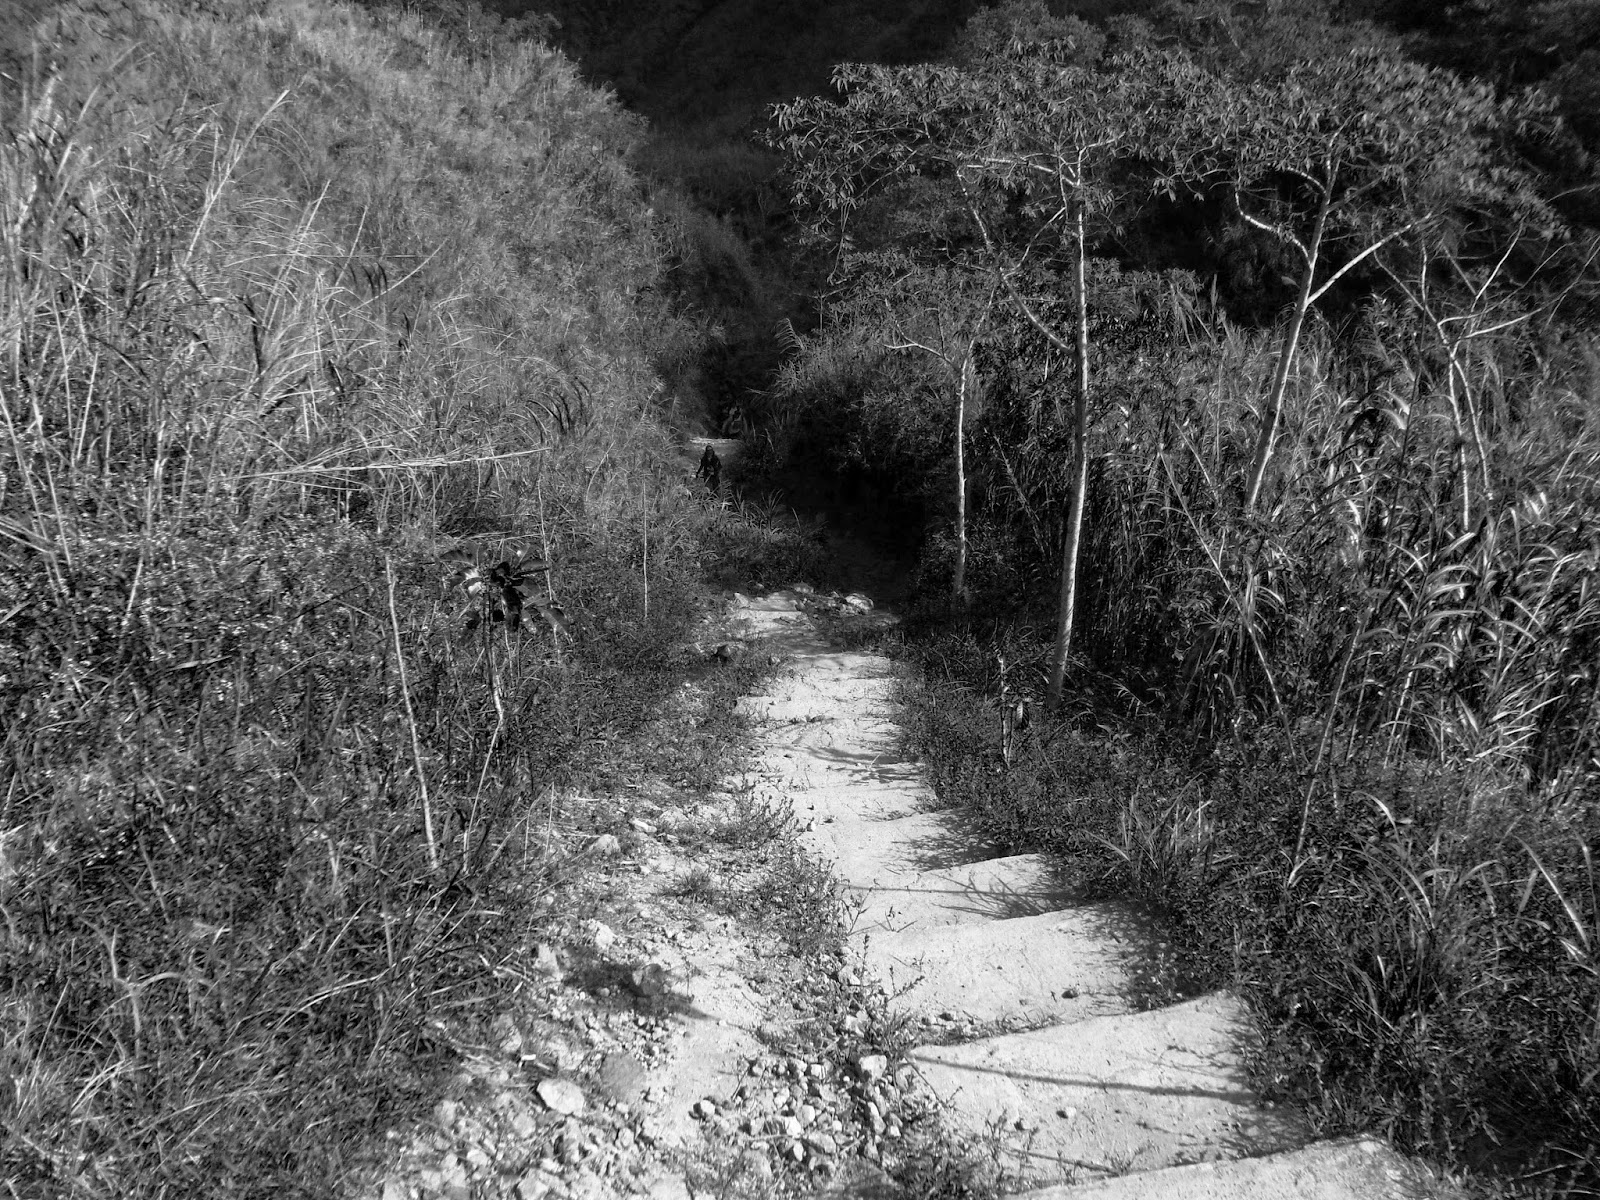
xmin=0 ymin=1 xmax=819 ymax=1194
xmin=7 ymin=0 xmax=1600 ymax=1195
xmin=759 ymin=1 xmax=1600 ymax=1194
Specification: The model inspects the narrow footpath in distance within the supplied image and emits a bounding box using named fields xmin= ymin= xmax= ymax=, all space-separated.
xmin=731 ymin=586 xmax=1457 ymax=1200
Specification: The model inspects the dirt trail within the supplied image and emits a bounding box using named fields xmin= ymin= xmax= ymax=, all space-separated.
xmin=364 ymin=578 xmax=1455 ymax=1200
xmin=729 ymin=587 xmax=1452 ymax=1200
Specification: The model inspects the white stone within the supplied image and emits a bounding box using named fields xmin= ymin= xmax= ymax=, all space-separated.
xmin=531 ymin=943 xmax=562 ymax=979
xmin=856 ymin=1053 xmax=888 ymax=1082
xmin=645 ymin=1175 xmax=691 ymax=1200
xmin=535 ymin=1077 xmax=586 ymax=1116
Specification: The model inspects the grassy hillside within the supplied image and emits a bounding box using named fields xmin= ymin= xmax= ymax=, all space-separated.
xmin=0 ymin=1 xmax=819 ymax=1194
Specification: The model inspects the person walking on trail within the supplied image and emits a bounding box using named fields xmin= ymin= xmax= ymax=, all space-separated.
xmin=697 ymin=444 xmax=721 ymax=492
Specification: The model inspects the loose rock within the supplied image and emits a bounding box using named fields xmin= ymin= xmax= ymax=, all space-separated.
xmin=536 ymin=1078 xmax=586 ymax=1116
xmin=805 ymin=1131 xmax=838 ymax=1157
xmin=627 ymin=962 xmax=670 ymax=997
xmin=644 ymin=1176 xmax=691 ymax=1200
xmin=532 ymin=943 xmax=563 ymax=979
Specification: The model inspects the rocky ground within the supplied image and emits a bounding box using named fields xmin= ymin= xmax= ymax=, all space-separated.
xmin=356 ymin=587 xmax=926 ymax=1200
xmin=360 ymin=582 xmax=1462 ymax=1200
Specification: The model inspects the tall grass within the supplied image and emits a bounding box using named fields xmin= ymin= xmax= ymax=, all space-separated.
xmin=0 ymin=1 xmax=789 ymax=1194
xmin=869 ymin=275 xmax=1600 ymax=1190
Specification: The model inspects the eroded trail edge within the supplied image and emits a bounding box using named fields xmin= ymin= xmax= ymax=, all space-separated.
xmin=734 ymin=588 xmax=1450 ymax=1200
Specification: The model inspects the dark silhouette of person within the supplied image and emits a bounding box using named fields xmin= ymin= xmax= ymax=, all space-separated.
xmin=697 ymin=444 xmax=722 ymax=492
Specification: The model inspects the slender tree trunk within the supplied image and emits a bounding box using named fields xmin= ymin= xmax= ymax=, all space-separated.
xmin=953 ymin=352 xmax=972 ymax=613
xmin=1047 ymin=205 xmax=1091 ymax=709
xmin=1243 ymin=188 xmax=1331 ymax=514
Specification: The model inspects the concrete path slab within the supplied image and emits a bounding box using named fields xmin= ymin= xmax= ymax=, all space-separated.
xmin=804 ymin=811 xmax=1006 ymax=881
xmin=908 ymin=993 xmax=1306 ymax=1187
xmin=846 ymin=853 xmax=1081 ymax=933
xmin=865 ymin=905 xmax=1147 ymax=1026
xmin=790 ymin=778 xmax=933 ymax=826
xmin=757 ymin=745 xmax=925 ymax=793
xmin=1012 ymin=1138 xmax=1437 ymax=1200
xmin=764 ymin=714 xmax=902 ymax=756
xmin=735 ymin=677 xmax=895 ymax=722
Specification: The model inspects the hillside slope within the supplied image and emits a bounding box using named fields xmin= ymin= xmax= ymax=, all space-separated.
xmin=0 ymin=1 xmax=824 ymax=1195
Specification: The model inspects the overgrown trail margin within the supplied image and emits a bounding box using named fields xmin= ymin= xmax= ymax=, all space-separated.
xmin=734 ymin=589 xmax=1453 ymax=1200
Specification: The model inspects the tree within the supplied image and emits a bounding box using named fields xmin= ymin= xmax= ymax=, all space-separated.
xmin=872 ymin=263 xmax=1000 ymax=612
xmin=773 ymin=45 xmax=1212 ymax=705
xmin=948 ymin=0 xmax=1105 ymax=68
xmin=1187 ymin=47 xmax=1556 ymax=513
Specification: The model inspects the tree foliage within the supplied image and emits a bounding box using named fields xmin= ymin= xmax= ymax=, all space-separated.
xmin=1179 ymin=46 xmax=1563 ymax=510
